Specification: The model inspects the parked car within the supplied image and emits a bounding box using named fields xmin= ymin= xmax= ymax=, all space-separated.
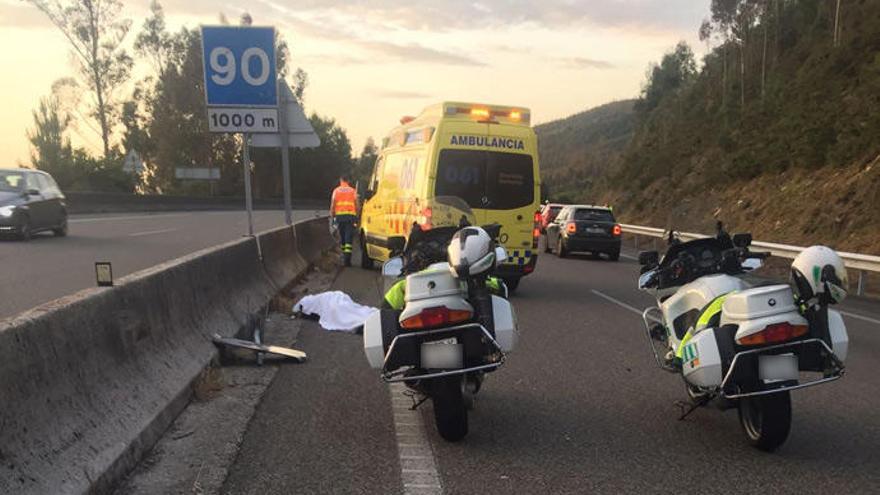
xmin=0 ymin=168 xmax=68 ymax=241
xmin=545 ymin=205 xmax=621 ymax=260
xmin=539 ymin=202 xmax=565 ymax=233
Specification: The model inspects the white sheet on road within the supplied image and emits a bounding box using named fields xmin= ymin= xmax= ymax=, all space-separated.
xmin=293 ymin=291 xmax=378 ymax=332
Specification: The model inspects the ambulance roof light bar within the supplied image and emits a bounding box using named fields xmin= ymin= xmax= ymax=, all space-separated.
xmin=444 ymin=105 xmax=530 ymax=125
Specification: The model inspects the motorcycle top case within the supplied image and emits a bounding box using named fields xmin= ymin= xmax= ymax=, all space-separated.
xmin=720 ymin=285 xmax=807 ymax=341
xmin=403 ymin=263 xmax=465 ymax=302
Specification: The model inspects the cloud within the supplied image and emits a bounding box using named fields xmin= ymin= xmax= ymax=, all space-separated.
xmin=371 ymin=89 xmax=433 ymax=99
xmin=358 ymin=40 xmax=487 ymax=67
xmin=562 ymin=57 xmax=615 ymax=70
xmin=160 ymin=0 xmax=707 ymax=34
xmin=0 ymin=2 xmax=54 ymax=28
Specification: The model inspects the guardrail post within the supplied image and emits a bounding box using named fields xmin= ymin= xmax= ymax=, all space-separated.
xmin=857 ymin=270 xmax=866 ymax=296
xmin=652 ymin=238 xmax=657 ymax=251
xmin=634 ymin=235 xmax=639 ymax=250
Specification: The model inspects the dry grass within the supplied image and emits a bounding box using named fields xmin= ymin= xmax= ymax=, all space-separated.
xmin=192 ymin=366 xmax=224 ymax=402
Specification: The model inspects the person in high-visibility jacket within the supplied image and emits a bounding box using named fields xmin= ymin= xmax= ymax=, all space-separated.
xmin=331 ymin=175 xmax=358 ymax=266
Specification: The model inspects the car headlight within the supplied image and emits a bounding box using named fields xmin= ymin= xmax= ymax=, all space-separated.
xmin=0 ymin=206 xmax=15 ymax=218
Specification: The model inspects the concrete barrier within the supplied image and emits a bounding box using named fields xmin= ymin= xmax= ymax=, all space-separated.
xmin=64 ymin=191 xmax=325 ymax=215
xmin=0 ymin=217 xmax=334 ymax=494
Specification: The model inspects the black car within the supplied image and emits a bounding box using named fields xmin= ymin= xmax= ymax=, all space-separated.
xmin=0 ymin=168 xmax=68 ymax=241
xmin=545 ymin=205 xmax=621 ymax=260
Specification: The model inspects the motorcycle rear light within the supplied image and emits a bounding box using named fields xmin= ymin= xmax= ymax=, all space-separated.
xmin=613 ymin=224 xmax=622 ymax=236
xmin=400 ymin=306 xmax=472 ymax=330
xmin=736 ymin=322 xmax=809 ymax=346
xmin=566 ymin=222 xmax=577 ymax=234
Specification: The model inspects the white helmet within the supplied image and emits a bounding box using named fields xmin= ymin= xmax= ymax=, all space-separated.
xmin=447 ymin=227 xmax=494 ymax=278
xmin=791 ymin=246 xmax=848 ymax=305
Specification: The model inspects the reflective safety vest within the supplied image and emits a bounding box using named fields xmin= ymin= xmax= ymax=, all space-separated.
xmin=331 ymin=183 xmax=357 ymax=217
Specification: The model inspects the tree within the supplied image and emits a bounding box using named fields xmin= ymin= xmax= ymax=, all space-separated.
xmin=635 ymin=42 xmax=697 ymax=114
xmin=27 ymin=96 xmax=73 ymax=183
xmin=833 ymin=0 xmax=842 ymax=47
xmin=290 ymin=115 xmax=354 ymax=199
xmin=134 ymin=1 xmax=174 ymax=76
xmin=353 ymin=138 xmax=378 ymax=189
xmin=28 ymin=0 xmax=133 ymax=158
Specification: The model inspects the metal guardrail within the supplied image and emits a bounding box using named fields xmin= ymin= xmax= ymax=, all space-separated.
xmin=620 ymin=224 xmax=879 ymax=296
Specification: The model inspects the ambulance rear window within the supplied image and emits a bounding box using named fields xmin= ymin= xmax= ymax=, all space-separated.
xmin=435 ymin=150 xmax=534 ymax=210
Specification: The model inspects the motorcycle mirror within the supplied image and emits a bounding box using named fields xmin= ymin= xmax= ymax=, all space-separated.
xmin=741 ymin=258 xmax=763 ymax=271
xmin=382 ymin=257 xmax=404 ymax=277
xmin=494 ymin=246 xmax=507 ymax=268
xmin=638 ymin=269 xmax=659 ymax=290
xmin=638 ymin=250 xmax=659 ymax=266
xmin=733 ymin=233 xmax=752 ymax=248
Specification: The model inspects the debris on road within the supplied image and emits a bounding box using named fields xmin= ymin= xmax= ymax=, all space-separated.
xmin=293 ymin=290 xmax=378 ymax=332
xmin=212 ymin=334 xmax=307 ymax=362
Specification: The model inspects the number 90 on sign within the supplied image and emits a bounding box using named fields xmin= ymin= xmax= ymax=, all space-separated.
xmin=208 ymin=108 xmax=278 ymax=133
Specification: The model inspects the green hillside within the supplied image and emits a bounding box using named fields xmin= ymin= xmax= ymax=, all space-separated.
xmin=535 ymin=100 xmax=635 ymax=202
xmin=536 ymin=0 xmax=880 ymax=253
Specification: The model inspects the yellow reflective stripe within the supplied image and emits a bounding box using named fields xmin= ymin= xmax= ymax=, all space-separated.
xmin=676 ymin=292 xmax=734 ymax=359
xmin=384 ymin=280 xmax=406 ymax=310
xmin=696 ymin=294 xmax=731 ymax=329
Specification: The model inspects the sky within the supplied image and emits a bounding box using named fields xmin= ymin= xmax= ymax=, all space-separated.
xmin=0 ymin=0 xmax=709 ymax=166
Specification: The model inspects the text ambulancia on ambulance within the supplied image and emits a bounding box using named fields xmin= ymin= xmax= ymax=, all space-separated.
xmin=359 ymin=102 xmax=542 ymax=291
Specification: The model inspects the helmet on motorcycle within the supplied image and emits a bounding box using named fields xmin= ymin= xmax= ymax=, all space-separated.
xmin=791 ymin=246 xmax=848 ymax=305
xmin=447 ymin=227 xmax=495 ymax=278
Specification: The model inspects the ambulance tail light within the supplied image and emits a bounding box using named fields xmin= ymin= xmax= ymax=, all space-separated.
xmin=532 ymin=210 xmax=541 ymax=248
xmin=400 ymin=306 xmax=472 ymax=330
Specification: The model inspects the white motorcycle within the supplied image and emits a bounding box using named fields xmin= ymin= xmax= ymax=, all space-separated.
xmin=363 ymin=197 xmax=517 ymax=441
xmin=637 ymin=226 xmax=848 ymax=451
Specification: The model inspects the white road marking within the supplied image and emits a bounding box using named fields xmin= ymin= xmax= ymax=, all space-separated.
xmin=839 ymin=310 xmax=880 ymax=326
xmin=128 ymin=228 xmax=179 ymax=237
xmin=591 ymin=289 xmax=645 ymax=316
xmin=69 ymin=213 xmax=188 ymax=224
xmin=591 ymin=289 xmax=662 ymax=323
xmin=389 ymin=382 xmax=443 ymax=495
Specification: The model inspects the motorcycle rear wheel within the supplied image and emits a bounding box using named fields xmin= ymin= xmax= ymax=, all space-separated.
xmin=737 ymin=391 xmax=791 ymax=452
xmin=432 ymin=376 xmax=468 ymax=442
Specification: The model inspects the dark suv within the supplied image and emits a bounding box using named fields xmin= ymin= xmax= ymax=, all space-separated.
xmin=0 ymin=169 xmax=68 ymax=241
xmin=545 ymin=205 xmax=621 ymax=260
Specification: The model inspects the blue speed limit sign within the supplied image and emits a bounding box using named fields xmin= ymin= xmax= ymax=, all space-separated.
xmin=201 ymin=26 xmax=278 ymax=132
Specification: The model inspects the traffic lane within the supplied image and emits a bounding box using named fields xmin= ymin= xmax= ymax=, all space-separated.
xmin=426 ymin=253 xmax=880 ymax=494
xmin=0 ymin=210 xmax=323 ymax=318
xmin=221 ymin=266 xmax=402 ymax=495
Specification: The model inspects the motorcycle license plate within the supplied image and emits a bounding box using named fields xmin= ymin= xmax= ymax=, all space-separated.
xmin=421 ymin=338 xmax=463 ymax=369
xmin=758 ymin=354 xmax=798 ymax=383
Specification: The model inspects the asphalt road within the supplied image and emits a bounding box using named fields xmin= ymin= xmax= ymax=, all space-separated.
xmin=221 ymin=244 xmax=880 ymax=494
xmin=0 ymin=209 xmax=323 ymax=319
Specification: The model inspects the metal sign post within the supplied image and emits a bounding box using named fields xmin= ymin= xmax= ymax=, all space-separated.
xmin=277 ymin=80 xmax=293 ymax=225
xmin=252 ymin=81 xmax=321 ymax=226
xmin=242 ymin=133 xmax=255 ymax=236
